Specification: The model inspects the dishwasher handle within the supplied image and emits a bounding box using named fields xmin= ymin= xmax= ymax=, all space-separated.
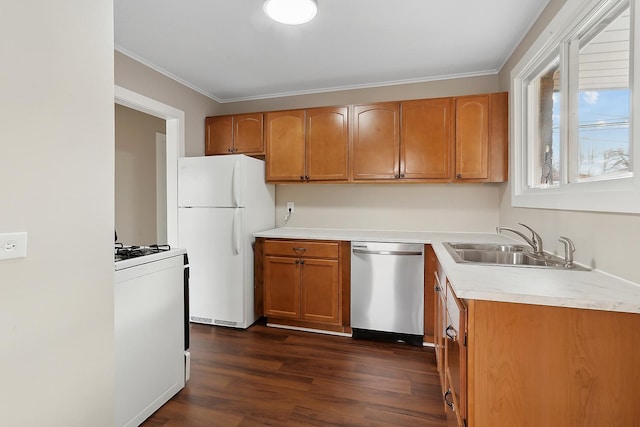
xmin=352 ymin=247 xmax=423 ymax=256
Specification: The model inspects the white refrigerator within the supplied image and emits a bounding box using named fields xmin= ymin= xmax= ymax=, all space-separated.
xmin=178 ymin=155 xmax=275 ymax=329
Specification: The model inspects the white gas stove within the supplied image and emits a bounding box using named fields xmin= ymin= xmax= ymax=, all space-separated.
xmin=114 ymin=244 xmax=190 ymax=427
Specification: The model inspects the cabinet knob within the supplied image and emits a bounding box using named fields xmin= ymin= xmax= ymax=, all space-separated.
xmin=400 ymin=173 xmax=405 ymax=178
xmin=295 ymin=259 xmax=300 ymax=264
xmin=300 ymin=259 xmax=305 ymax=265
xmin=305 ymin=175 xmax=310 ymax=181
xmin=300 ymin=176 xmax=305 ymax=181
xmin=394 ymin=174 xmax=400 ymax=178
xmin=228 ymin=148 xmax=233 ymax=152
xmin=456 ymin=173 xmax=462 ymax=179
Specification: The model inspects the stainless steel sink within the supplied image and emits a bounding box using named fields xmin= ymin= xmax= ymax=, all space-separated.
xmin=443 ymin=242 xmax=589 ymax=270
xmin=445 ymin=242 xmax=528 ymax=252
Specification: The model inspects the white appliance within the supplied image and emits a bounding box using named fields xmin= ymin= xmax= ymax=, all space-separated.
xmin=114 ymin=248 xmax=190 ymax=427
xmin=178 ymin=155 xmax=275 ymax=329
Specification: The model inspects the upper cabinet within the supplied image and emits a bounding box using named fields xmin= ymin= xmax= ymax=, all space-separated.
xmin=206 ymin=92 xmax=508 ymax=184
xmin=265 ymin=110 xmax=305 ymax=181
xmin=352 ymin=95 xmax=505 ymax=183
xmin=351 ymin=103 xmax=400 ymax=180
xmin=401 ymin=98 xmax=453 ymax=180
xmin=266 ymin=106 xmax=349 ymax=183
xmin=205 ymin=113 xmax=264 ymax=156
xmin=454 ymin=92 xmax=508 ymax=182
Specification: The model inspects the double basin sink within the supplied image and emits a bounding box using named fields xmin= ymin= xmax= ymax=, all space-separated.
xmin=443 ymin=242 xmax=589 ymax=271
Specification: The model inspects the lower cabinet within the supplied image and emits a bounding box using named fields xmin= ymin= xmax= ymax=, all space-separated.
xmin=444 ymin=280 xmax=467 ymax=427
xmin=434 ymin=263 xmax=468 ymax=427
xmin=433 ymin=259 xmax=640 ymax=427
xmin=262 ymin=239 xmax=348 ymax=332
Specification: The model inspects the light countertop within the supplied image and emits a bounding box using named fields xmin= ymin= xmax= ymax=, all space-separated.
xmin=254 ymin=227 xmax=640 ymax=314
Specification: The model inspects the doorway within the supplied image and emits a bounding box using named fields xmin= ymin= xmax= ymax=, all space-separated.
xmin=114 ymin=86 xmax=185 ymax=246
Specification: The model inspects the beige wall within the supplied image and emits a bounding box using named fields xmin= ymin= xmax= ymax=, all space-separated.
xmin=114 ymin=51 xmax=222 ymax=156
xmin=115 ymin=104 xmax=166 ymax=244
xmin=221 ymin=75 xmax=500 ymax=114
xmin=0 ymin=1 xmax=114 ymax=425
xmin=276 ymin=184 xmax=500 ymax=232
xmin=497 ymin=0 xmax=640 ymax=284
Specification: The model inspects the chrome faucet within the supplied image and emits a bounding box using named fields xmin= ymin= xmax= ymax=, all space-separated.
xmin=558 ymin=236 xmax=575 ymax=268
xmin=496 ymin=223 xmax=544 ymax=255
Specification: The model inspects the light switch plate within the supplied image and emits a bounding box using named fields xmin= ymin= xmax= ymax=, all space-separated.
xmin=0 ymin=232 xmax=28 ymax=260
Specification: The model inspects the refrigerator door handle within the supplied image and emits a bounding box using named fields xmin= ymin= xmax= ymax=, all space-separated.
xmin=232 ymin=161 xmax=241 ymax=208
xmin=233 ymin=208 xmax=241 ymax=255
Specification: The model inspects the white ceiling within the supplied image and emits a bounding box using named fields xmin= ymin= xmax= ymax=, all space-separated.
xmin=114 ymin=0 xmax=550 ymax=103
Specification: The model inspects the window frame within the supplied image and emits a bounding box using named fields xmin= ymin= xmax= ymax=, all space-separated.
xmin=511 ymin=0 xmax=640 ymax=213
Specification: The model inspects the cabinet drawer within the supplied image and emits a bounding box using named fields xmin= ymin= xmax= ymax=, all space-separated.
xmin=264 ymin=239 xmax=339 ymax=259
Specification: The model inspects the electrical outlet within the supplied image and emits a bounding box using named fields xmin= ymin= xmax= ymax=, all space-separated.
xmin=0 ymin=232 xmax=28 ymax=261
xmin=286 ymin=202 xmax=295 ymax=213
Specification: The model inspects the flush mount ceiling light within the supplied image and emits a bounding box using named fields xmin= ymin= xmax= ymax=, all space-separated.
xmin=263 ymin=0 xmax=318 ymax=25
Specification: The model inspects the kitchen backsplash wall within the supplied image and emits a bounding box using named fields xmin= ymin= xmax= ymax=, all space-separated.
xmin=275 ymin=184 xmax=500 ymax=232
xmin=497 ymin=184 xmax=640 ymax=284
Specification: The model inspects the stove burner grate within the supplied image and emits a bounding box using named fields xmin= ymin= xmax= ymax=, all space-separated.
xmin=114 ymin=243 xmax=171 ymax=261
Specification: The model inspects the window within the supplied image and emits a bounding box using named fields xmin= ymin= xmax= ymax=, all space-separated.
xmin=512 ymin=0 xmax=640 ymax=213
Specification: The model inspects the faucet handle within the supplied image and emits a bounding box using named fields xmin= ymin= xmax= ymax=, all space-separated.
xmin=558 ymin=236 xmax=575 ymax=267
xmin=518 ymin=223 xmax=543 ymax=253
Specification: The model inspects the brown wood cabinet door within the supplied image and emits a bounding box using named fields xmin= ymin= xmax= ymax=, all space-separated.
xmin=434 ymin=270 xmax=446 ymax=386
xmin=205 ymin=116 xmax=233 ymax=155
xmin=300 ymin=258 xmax=340 ymax=324
xmin=445 ymin=281 xmax=467 ymax=427
xmin=489 ymin=92 xmax=508 ymax=182
xmin=265 ymin=110 xmax=306 ymax=182
xmin=234 ymin=113 xmax=263 ymax=154
xmin=455 ymin=95 xmax=490 ymax=180
xmin=263 ymin=256 xmax=300 ymax=319
xmin=305 ymin=106 xmax=349 ymax=181
xmin=352 ymin=103 xmax=400 ymax=180
xmin=401 ymin=98 xmax=453 ymax=180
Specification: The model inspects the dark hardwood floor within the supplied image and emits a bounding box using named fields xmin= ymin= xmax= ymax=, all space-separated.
xmin=143 ymin=321 xmax=447 ymax=426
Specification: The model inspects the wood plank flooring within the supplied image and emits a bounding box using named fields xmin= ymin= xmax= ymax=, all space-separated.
xmin=143 ymin=321 xmax=447 ymax=426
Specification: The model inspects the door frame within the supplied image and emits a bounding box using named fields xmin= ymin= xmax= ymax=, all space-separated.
xmin=114 ymin=86 xmax=185 ymax=246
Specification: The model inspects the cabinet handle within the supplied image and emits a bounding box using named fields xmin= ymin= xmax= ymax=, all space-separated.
xmin=446 ymin=325 xmax=457 ymax=340
xmin=444 ymin=389 xmax=455 ymax=410
xmin=456 ymin=173 xmax=462 ymax=179
xmin=293 ymin=247 xmax=306 ymax=254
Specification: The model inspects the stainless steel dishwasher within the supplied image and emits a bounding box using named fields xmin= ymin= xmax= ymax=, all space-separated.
xmin=350 ymin=241 xmax=424 ymax=345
